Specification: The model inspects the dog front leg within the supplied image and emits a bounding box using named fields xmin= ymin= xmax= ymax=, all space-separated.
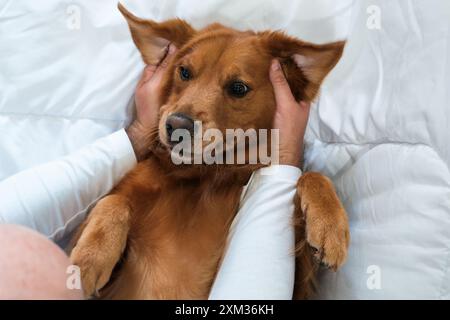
xmin=293 ymin=172 xmax=350 ymax=299
xmin=70 ymin=194 xmax=131 ymax=298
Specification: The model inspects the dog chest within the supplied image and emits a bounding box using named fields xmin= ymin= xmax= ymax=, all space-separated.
xmin=104 ymin=181 xmax=243 ymax=299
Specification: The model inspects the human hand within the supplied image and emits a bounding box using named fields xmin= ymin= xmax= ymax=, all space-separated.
xmin=269 ymin=59 xmax=311 ymax=168
xmin=126 ymin=44 xmax=177 ymax=161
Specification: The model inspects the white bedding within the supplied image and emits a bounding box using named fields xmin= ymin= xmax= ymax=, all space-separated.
xmin=0 ymin=0 xmax=449 ymax=299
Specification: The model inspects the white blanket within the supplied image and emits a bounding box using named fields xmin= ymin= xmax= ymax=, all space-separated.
xmin=309 ymin=0 xmax=450 ymax=299
xmin=0 ymin=0 xmax=449 ymax=299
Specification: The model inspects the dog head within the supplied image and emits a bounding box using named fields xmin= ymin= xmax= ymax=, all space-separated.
xmin=119 ymin=3 xmax=344 ymax=170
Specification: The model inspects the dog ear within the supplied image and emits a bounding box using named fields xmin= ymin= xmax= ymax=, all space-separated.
xmin=262 ymin=31 xmax=345 ymax=102
xmin=118 ymin=3 xmax=195 ymax=64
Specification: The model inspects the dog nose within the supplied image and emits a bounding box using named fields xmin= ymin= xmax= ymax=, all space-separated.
xmin=165 ymin=113 xmax=195 ymax=143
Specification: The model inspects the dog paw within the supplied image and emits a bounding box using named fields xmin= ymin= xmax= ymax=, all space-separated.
xmin=70 ymin=245 xmax=114 ymax=298
xmin=298 ymin=172 xmax=350 ymax=271
xmin=305 ymin=209 xmax=350 ymax=271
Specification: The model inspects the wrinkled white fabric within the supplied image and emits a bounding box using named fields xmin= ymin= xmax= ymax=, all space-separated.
xmin=1 ymin=0 xmax=449 ymax=299
xmin=307 ymin=0 xmax=450 ymax=300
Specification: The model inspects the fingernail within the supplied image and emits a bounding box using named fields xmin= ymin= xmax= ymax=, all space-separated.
xmin=168 ymin=43 xmax=176 ymax=54
xmin=271 ymin=59 xmax=281 ymax=71
xmin=145 ymin=65 xmax=156 ymax=74
xmin=300 ymin=102 xmax=311 ymax=110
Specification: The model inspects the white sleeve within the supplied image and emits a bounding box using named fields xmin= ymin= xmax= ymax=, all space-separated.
xmin=209 ymin=165 xmax=301 ymax=300
xmin=0 ymin=129 xmax=137 ymax=242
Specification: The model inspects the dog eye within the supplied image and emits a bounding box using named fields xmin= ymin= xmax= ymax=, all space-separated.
xmin=179 ymin=66 xmax=191 ymax=81
xmin=228 ymin=81 xmax=250 ymax=98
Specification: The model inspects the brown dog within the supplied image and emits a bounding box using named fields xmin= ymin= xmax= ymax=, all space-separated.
xmin=70 ymin=3 xmax=350 ymax=299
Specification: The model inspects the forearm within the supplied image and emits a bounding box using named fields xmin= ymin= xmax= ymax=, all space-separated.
xmin=209 ymin=165 xmax=301 ymax=300
xmin=0 ymin=129 xmax=137 ymax=242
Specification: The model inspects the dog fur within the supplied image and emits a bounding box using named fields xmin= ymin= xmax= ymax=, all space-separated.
xmin=69 ymin=3 xmax=350 ymax=299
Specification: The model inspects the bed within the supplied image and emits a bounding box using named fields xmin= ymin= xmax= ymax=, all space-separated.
xmin=0 ymin=0 xmax=449 ymax=299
